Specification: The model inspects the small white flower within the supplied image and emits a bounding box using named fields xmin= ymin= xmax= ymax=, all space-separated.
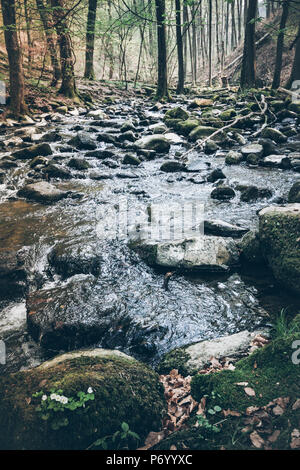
xmin=42 ymin=395 xmax=48 ymax=401
xmin=61 ymin=396 xmax=68 ymax=405
xmin=50 ymin=393 xmax=57 ymax=401
xmin=87 ymin=387 xmax=93 ymax=394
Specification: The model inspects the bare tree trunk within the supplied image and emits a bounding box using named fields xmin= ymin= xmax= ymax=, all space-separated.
xmin=183 ymin=3 xmax=188 ymax=79
xmin=208 ymin=0 xmax=212 ymax=86
xmin=36 ymin=0 xmax=61 ymax=86
xmin=272 ymin=0 xmax=290 ymax=89
xmin=24 ymin=0 xmax=33 ymax=68
xmin=84 ymin=0 xmax=98 ymax=79
xmin=240 ymin=0 xmax=257 ymax=88
xmin=155 ymin=0 xmax=168 ymax=99
xmin=1 ymin=0 xmax=27 ymax=117
xmin=51 ymin=0 xmax=77 ymax=98
xmin=175 ymin=0 xmax=184 ymax=93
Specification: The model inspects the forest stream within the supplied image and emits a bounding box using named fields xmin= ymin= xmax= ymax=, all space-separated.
xmin=0 ymin=89 xmax=299 ymax=375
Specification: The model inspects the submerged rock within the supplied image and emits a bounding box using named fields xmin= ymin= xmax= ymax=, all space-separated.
xmin=0 ymin=349 xmax=165 ymax=449
xmin=210 ymin=186 xmax=235 ymax=200
xmin=259 ymin=204 xmax=300 ymax=294
xmin=17 ymin=182 xmax=69 ymax=204
xmin=160 ymin=161 xmax=186 ymax=172
xmin=0 ymin=248 xmax=31 ymax=298
xmin=68 ymin=132 xmax=97 ymax=150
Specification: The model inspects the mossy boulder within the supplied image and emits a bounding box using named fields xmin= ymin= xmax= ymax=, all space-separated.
xmin=225 ymin=150 xmax=243 ymax=165
xmin=239 ymin=231 xmax=264 ymax=265
xmin=191 ymin=332 xmax=300 ymax=412
xmin=0 ymin=349 xmax=166 ymax=450
xmin=219 ymin=109 xmax=237 ymax=121
xmin=260 ymin=127 xmax=287 ymax=144
xmin=189 ymin=126 xmax=217 ymax=141
xmin=288 ymin=181 xmax=300 ymax=203
xmin=175 ymin=119 xmax=200 ymax=136
xmin=258 ymin=204 xmax=300 ymax=294
xmin=164 ymin=107 xmax=189 ymax=121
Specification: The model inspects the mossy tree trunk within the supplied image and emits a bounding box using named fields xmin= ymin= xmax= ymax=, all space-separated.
xmin=0 ymin=0 xmax=27 ymax=117
xmin=36 ymin=0 xmax=61 ymax=86
xmin=84 ymin=0 xmax=98 ymax=80
xmin=51 ymin=0 xmax=77 ymax=98
xmin=272 ymin=0 xmax=290 ymax=89
xmin=240 ymin=0 xmax=257 ymax=89
xmin=155 ymin=0 xmax=168 ymax=100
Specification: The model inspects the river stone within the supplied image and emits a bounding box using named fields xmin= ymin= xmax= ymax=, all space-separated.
xmin=149 ymin=122 xmax=167 ymax=134
xmin=43 ymin=164 xmax=72 ymax=179
xmin=68 ymin=158 xmax=91 ymax=170
xmin=261 ymin=154 xmax=291 ymax=169
xmin=219 ymin=109 xmax=237 ymax=121
xmin=241 ymin=143 xmax=263 ymax=158
xmin=204 ymin=219 xmax=249 ymax=238
xmin=175 ymin=119 xmax=200 ymax=136
xmin=206 ymin=168 xmax=226 ymax=182
xmin=288 ymin=181 xmax=300 ymax=203
xmin=123 ymin=154 xmax=141 ymax=166
xmin=258 ymin=204 xmax=300 ymax=294
xmin=164 ymin=107 xmax=189 ymax=121
xmin=132 ymin=236 xmax=240 ymax=272
xmin=204 ymin=140 xmax=219 ymax=154
xmin=184 ymin=329 xmax=270 ymax=372
xmin=188 ymin=98 xmax=213 ymax=109
xmin=11 ymin=143 xmax=53 ymax=160
xmin=189 ymin=126 xmax=217 ymax=141
xmin=134 ymin=134 xmax=170 ymax=153
xmin=225 ymin=150 xmax=243 ymax=165
xmin=87 ymin=109 xmax=106 ymax=119
xmin=210 ymin=186 xmax=235 ymax=200
xmin=48 ymin=239 xmax=102 ymax=278
xmin=0 ymin=348 xmax=165 ymax=449
xmin=68 ymin=132 xmax=97 ymax=150
xmin=160 ymin=161 xmax=186 ymax=172
xmin=260 ymin=127 xmax=288 ymax=144
xmin=17 ymin=182 xmax=69 ymax=204
xmin=0 ymin=247 xmax=31 ymax=298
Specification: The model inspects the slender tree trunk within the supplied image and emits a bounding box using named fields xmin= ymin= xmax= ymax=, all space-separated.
xmin=36 ymin=0 xmax=61 ymax=86
xmin=175 ymin=0 xmax=184 ymax=93
xmin=272 ymin=0 xmax=290 ymax=89
xmin=208 ymin=0 xmax=212 ymax=86
xmin=155 ymin=0 xmax=168 ymax=99
xmin=24 ymin=0 xmax=33 ymax=67
xmin=1 ymin=0 xmax=27 ymax=116
xmin=51 ymin=0 xmax=77 ymax=98
xmin=286 ymin=22 xmax=300 ymax=88
xmin=84 ymin=0 xmax=98 ymax=79
xmin=183 ymin=3 xmax=188 ymax=79
xmin=240 ymin=0 xmax=257 ymax=88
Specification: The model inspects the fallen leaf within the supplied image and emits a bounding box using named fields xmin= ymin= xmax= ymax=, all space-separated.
xmin=223 ymin=409 xmax=241 ymax=417
xmin=272 ymin=405 xmax=284 ymax=416
xmin=268 ymin=430 xmax=280 ymax=443
xmin=138 ymin=431 xmax=165 ymax=450
xmin=244 ymin=387 xmax=256 ymax=397
xmin=292 ymin=399 xmax=300 ymax=411
xmin=250 ymin=431 xmax=265 ymax=449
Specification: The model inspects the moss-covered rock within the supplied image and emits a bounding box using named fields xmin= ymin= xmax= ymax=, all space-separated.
xmin=189 ymin=126 xmax=217 ymax=141
xmin=288 ymin=181 xmax=300 ymax=203
xmin=219 ymin=109 xmax=237 ymax=121
xmin=0 ymin=349 xmax=166 ymax=450
xmin=164 ymin=107 xmax=189 ymax=121
xmin=260 ymin=127 xmax=287 ymax=144
xmin=191 ymin=332 xmax=300 ymax=411
xmin=258 ymin=204 xmax=300 ymax=294
xmin=175 ymin=119 xmax=200 ymax=136
xmin=157 ymin=348 xmax=191 ymax=376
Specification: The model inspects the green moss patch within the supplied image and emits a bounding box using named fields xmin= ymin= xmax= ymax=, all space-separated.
xmin=0 ymin=353 xmax=166 ymax=450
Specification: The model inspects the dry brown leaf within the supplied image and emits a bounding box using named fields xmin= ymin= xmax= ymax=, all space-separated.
xmin=244 ymin=387 xmax=256 ymax=397
xmin=246 ymin=406 xmax=260 ymax=415
xmin=222 ymin=409 xmax=241 ymax=417
xmin=250 ymin=430 xmax=265 ymax=449
xmin=272 ymin=405 xmax=284 ymax=416
xmin=291 ymin=438 xmax=300 ymax=449
xmin=138 ymin=431 xmax=165 ymax=450
xmin=268 ymin=430 xmax=280 ymax=443
xmin=292 ymin=399 xmax=300 ymax=411
xmin=170 ymin=445 xmax=177 ymax=450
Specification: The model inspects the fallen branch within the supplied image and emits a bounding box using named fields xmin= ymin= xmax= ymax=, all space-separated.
xmin=278 ymin=87 xmax=299 ymax=99
xmin=182 ymin=94 xmax=267 ymax=158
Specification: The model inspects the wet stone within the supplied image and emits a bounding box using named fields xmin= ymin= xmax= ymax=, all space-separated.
xmin=17 ymin=181 xmax=69 ymax=204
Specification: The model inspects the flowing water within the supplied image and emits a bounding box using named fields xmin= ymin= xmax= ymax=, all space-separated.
xmin=0 ymin=95 xmax=299 ymax=374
